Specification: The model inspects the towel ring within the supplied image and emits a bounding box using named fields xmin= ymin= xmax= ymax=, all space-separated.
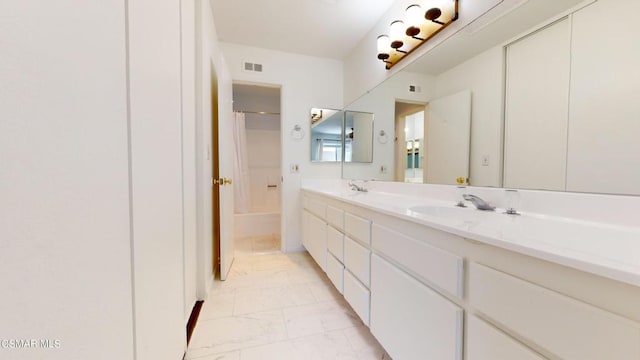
xmin=377 ymin=130 xmax=388 ymax=144
xmin=290 ymin=124 xmax=305 ymax=140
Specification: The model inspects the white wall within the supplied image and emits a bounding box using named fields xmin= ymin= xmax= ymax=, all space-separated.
xmin=246 ymin=129 xmax=281 ymax=213
xmin=434 ymin=47 xmax=504 ymax=187
xmin=1 ymin=1 xmax=240 ymax=359
xmin=220 ymin=43 xmax=344 ymax=252
xmin=127 ymin=0 xmax=186 ymax=358
xmin=0 ymin=1 xmax=134 ymax=359
xmin=181 ymin=0 xmax=199 ymax=324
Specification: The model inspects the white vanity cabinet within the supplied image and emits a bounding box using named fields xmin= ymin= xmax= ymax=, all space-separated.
xmin=326 ymin=209 xmax=345 ymax=294
xmin=301 ymin=210 xmax=327 ymax=271
xmin=370 ymin=254 xmax=463 ymax=360
xmin=467 ymin=315 xmax=546 ymax=360
xmin=342 ymin=212 xmax=372 ymax=325
xmin=301 ymin=189 xmax=640 ymax=360
xmin=469 ymin=262 xmax=640 ymax=360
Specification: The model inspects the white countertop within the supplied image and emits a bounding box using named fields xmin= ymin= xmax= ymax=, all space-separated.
xmin=302 ymin=184 xmax=640 ymax=288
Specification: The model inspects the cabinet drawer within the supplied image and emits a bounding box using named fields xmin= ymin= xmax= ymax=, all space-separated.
xmin=344 ymin=236 xmax=370 ymax=287
xmin=326 ymin=205 xmax=344 ymax=231
xmin=303 ymin=210 xmax=327 ymax=272
xmin=326 ymin=252 xmax=344 ymax=294
xmin=344 ymin=270 xmax=370 ymax=326
xmin=304 ymin=197 xmax=326 ymax=219
xmin=327 ymin=226 xmax=344 ymax=261
xmin=370 ymin=254 xmax=463 ymax=360
xmin=467 ymin=315 xmax=545 ymax=360
xmin=372 ymin=224 xmax=463 ymax=298
xmin=469 ymin=263 xmax=640 ymax=360
xmin=344 ymin=212 xmax=371 ymax=245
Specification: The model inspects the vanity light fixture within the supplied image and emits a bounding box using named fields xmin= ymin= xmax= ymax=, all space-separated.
xmin=377 ymin=0 xmax=459 ymax=69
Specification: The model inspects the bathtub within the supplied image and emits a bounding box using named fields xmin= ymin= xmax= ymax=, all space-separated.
xmin=234 ymin=211 xmax=281 ymax=238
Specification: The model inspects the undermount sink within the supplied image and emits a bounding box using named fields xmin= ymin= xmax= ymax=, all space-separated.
xmin=408 ymin=205 xmax=473 ymax=218
xmin=407 ymin=205 xmax=486 ymax=226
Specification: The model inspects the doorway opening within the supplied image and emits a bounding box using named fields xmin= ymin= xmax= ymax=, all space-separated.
xmin=231 ymin=83 xmax=282 ymax=256
xmin=395 ymin=101 xmax=427 ymax=183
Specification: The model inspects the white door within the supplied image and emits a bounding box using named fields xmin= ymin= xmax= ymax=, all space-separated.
xmin=426 ymin=90 xmax=471 ymax=185
xmin=213 ymin=63 xmax=235 ymax=280
xmin=503 ymin=18 xmax=570 ymax=191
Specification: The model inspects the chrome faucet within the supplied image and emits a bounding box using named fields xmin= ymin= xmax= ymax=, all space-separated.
xmin=463 ymin=194 xmax=495 ymax=211
xmin=348 ymin=180 xmax=368 ymax=192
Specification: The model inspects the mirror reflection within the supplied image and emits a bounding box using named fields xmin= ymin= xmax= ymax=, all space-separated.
xmin=344 ymin=111 xmax=374 ymax=163
xmin=341 ymin=0 xmax=640 ymax=195
xmin=310 ymin=108 xmax=343 ymax=162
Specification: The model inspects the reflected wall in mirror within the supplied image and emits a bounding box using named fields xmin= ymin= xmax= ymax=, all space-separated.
xmin=344 ymin=111 xmax=374 ymax=163
xmin=310 ymin=108 xmax=343 ymax=162
xmin=342 ymin=0 xmax=640 ymax=195
xmin=394 ymin=91 xmax=471 ymax=185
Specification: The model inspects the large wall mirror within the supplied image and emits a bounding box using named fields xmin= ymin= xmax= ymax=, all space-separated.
xmin=310 ymin=108 xmax=343 ymax=162
xmin=310 ymin=108 xmax=374 ymax=164
xmin=341 ymin=0 xmax=640 ymax=196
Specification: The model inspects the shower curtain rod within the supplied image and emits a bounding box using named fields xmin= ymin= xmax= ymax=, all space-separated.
xmin=235 ymin=110 xmax=281 ymax=115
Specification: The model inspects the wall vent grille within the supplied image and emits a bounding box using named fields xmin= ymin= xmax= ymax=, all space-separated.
xmin=242 ymin=61 xmax=263 ymax=73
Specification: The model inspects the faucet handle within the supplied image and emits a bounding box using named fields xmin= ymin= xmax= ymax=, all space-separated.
xmin=504 ymin=189 xmax=521 ymax=215
xmin=455 ymin=186 xmax=467 ymax=207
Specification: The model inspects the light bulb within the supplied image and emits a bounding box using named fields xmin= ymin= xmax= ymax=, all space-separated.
xmin=376 ymin=35 xmax=390 ymax=60
xmin=405 ymin=4 xmax=423 ymax=37
xmin=389 ymin=20 xmax=405 ymax=49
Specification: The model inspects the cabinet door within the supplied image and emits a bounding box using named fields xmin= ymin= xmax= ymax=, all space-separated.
xmin=327 ymin=226 xmax=344 ymax=261
xmin=344 ymin=270 xmax=370 ymax=325
xmin=302 ymin=210 xmax=327 ymax=271
xmin=344 ymin=236 xmax=370 ymax=287
xmin=326 ymin=252 xmax=344 ymax=294
xmin=467 ymin=315 xmax=545 ymax=360
xmin=370 ymin=254 xmax=463 ymax=360
xmin=469 ymin=262 xmax=640 ymax=360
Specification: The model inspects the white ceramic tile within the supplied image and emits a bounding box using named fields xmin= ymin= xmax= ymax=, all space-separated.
xmin=187 ymin=310 xmax=287 ymax=356
xmin=289 ymin=329 xmax=361 ymax=360
xmin=215 ymin=269 xmax=291 ymax=291
xmin=238 ymin=341 xmax=304 ymax=360
xmin=343 ymin=326 xmax=390 ymax=360
xmin=184 ymin=350 xmax=241 ymax=360
xmin=198 ymin=291 xmax=235 ymax=321
xmin=287 ymin=266 xmax=327 ymax=285
xmin=252 ymin=235 xmax=280 ymax=252
xmin=233 ymin=284 xmax=317 ymax=315
xmin=308 ymin=279 xmax=343 ymax=302
xmin=187 ymin=251 xmax=388 ymax=359
xmin=283 ymin=299 xmax=362 ymax=339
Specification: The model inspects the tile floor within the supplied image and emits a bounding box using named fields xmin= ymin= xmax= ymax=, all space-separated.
xmin=185 ymin=241 xmax=391 ymax=360
xmin=234 ymin=234 xmax=281 ymax=255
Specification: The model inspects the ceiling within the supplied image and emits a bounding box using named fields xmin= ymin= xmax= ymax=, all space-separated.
xmin=209 ymin=0 xmax=396 ymax=60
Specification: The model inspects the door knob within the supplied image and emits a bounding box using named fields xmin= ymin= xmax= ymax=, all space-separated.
xmin=223 ymin=178 xmax=232 ymax=185
xmin=213 ymin=178 xmax=224 ymax=186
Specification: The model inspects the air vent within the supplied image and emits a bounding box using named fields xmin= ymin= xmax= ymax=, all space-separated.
xmin=409 ymin=85 xmax=422 ymax=93
xmin=242 ymin=61 xmax=263 ymax=73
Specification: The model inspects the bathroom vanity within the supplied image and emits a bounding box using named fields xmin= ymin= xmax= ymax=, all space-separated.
xmin=301 ymin=180 xmax=640 ymax=360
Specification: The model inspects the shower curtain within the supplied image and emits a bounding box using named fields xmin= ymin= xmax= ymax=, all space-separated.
xmin=233 ymin=111 xmax=250 ymax=214
xmin=315 ymin=138 xmax=324 ymax=161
